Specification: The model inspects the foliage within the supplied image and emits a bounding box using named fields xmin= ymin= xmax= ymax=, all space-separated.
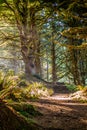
xmin=0 ymin=100 xmax=39 ymax=130
xmin=77 ymin=86 xmax=87 ymax=96
xmin=9 ymin=102 xmax=42 ymax=118
xmin=83 ymin=87 xmax=87 ymax=94
xmin=70 ymin=86 xmax=87 ymax=103
xmin=66 ymin=83 xmax=77 ymax=92
xmin=0 ymin=0 xmax=87 ymax=85
xmin=0 ymin=70 xmax=50 ymax=129
xmin=77 ymin=85 xmax=85 ymax=91
xmin=0 ymin=70 xmax=20 ymax=100
xmin=23 ymin=82 xmax=53 ymax=99
xmin=59 ymin=0 xmax=87 ymax=85
xmin=0 ymin=71 xmax=53 ymax=102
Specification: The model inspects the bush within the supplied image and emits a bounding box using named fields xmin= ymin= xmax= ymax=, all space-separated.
xmin=0 ymin=71 xmax=53 ymax=101
xmin=66 ymin=83 xmax=77 ymax=92
xmin=69 ymin=86 xmax=87 ymax=103
xmin=22 ymin=82 xmax=53 ymax=99
xmin=0 ymin=71 xmax=46 ymax=130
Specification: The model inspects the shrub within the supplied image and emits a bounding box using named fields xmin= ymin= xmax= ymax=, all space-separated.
xmin=22 ymin=82 xmax=54 ymax=99
xmin=0 ymin=71 xmax=53 ymax=101
xmin=69 ymin=86 xmax=87 ymax=103
xmin=66 ymin=83 xmax=77 ymax=92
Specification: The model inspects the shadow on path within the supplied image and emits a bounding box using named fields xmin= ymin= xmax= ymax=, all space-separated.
xmin=28 ymin=83 xmax=87 ymax=130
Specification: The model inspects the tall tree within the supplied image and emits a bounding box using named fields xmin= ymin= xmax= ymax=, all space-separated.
xmin=60 ymin=0 xmax=87 ymax=85
xmin=0 ymin=0 xmax=42 ymax=80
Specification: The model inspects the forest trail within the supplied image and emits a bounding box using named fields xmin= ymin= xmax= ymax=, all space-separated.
xmin=29 ymin=84 xmax=87 ymax=130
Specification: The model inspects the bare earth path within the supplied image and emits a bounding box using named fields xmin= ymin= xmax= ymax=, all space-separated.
xmin=29 ymin=84 xmax=87 ymax=130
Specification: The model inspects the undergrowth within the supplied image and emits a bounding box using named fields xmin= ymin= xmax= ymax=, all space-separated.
xmin=0 ymin=70 xmax=53 ymax=102
xmin=0 ymin=70 xmax=49 ymax=129
xmin=65 ymin=83 xmax=77 ymax=92
xmin=0 ymin=70 xmax=53 ymax=118
xmin=8 ymin=102 xmax=42 ymax=122
xmin=69 ymin=84 xmax=87 ymax=103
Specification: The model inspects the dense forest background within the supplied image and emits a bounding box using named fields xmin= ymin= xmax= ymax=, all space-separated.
xmin=0 ymin=0 xmax=87 ymax=86
xmin=0 ymin=1 xmax=87 ymax=130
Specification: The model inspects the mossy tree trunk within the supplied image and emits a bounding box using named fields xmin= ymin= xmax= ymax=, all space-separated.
xmin=13 ymin=1 xmax=40 ymax=79
xmin=51 ymin=23 xmax=57 ymax=84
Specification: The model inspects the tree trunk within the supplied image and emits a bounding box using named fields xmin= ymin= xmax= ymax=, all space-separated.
xmin=68 ymin=39 xmax=84 ymax=85
xmin=46 ymin=48 xmax=49 ymax=81
xmin=51 ymin=20 xmax=57 ymax=84
xmin=20 ymin=38 xmax=36 ymax=79
xmin=51 ymin=39 xmax=57 ymax=84
xmin=14 ymin=3 xmax=40 ymax=80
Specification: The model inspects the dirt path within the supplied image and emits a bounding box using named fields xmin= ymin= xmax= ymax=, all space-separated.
xmin=29 ymin=85 xmax=87 ymax=130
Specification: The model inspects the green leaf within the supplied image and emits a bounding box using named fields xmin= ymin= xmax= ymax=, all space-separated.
xmin=0 ymin=0 xmax=4 ymax=4
xmin=29 ymin=0 xmax=37 ymax=3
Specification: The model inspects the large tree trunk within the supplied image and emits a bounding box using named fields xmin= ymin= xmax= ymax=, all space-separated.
xmin=14 ymin=2 xmax=40 ymax=80
xmin=21 ymin=44 xmax=36 ymax=79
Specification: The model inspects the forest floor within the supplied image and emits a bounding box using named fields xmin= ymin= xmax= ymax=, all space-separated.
xmin=28 ymin=84 xmax=87 ymax=130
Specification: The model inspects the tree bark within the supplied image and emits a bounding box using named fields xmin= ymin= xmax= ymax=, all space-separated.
xmin=68 ymin=39 xmax=84 ymax=85
xmin=14 ymin=2 xmax=40 ymax=80
xmin=51 ymin=38 xmax=57 ymax=84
